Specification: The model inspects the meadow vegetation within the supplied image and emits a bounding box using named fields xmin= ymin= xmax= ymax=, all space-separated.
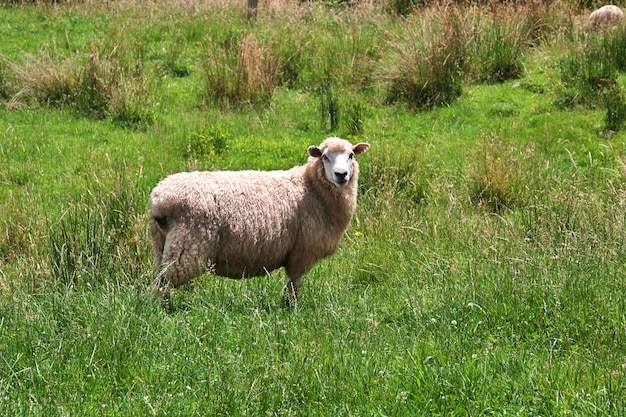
xmin=1 ymin=0 xmax=626 ymax=415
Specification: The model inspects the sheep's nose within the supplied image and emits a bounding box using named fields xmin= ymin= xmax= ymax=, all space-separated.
xmin=335 ymin=171 xmax=348 ymax=183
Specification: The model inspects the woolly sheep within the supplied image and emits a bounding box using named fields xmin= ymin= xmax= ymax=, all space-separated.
xmin=589 ymin=5 xmax=624 ymax=28
xmin=149 ymin=137 xmax=370 ymax=305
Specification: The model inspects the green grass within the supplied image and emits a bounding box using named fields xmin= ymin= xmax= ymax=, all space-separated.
xmin=1 ymin=1 xmax=626 ymax=415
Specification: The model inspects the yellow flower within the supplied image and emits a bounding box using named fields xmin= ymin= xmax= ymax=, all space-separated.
xmin=354 ymin=231 xmax=363 ymax=237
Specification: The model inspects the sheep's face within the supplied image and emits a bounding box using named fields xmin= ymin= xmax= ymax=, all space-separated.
xmin=309 ymin=138 xmax=370 ymax=187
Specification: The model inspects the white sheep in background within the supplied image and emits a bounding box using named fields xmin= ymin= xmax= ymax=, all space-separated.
xmin=589 ymin=5 xmax=624 ymax=28
xmin=149 ymin=137 xmax=370 ymax=305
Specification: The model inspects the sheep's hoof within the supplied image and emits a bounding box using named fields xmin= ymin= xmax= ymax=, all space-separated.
xmin=151 ymin=284 xmax=171 ymax=307
xmin=282 ymin=293 xmax=298 ymax=308
xmin=282 ymin=284 xmax=299 ymax=307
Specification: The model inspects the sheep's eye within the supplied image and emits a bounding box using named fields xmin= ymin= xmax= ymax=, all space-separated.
xmin=348 ymin=153 xmax=354 ymax=159
xmin=322 ymin=154 xmax=329 ymax=161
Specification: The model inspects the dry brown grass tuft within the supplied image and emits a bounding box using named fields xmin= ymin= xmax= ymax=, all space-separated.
xmin=200 ymin=33 xmax=280 ymax=108
xmin=467 ymin=134 xmax=534 ymax=213
xmin=2 ymin=52 xmax=78 ymax=110
xmin=378 ymin=4 xmax=474 ymax=108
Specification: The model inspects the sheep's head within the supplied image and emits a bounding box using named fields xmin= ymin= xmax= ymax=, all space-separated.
xmin=308 ymin=137 xmax=370 ymax=187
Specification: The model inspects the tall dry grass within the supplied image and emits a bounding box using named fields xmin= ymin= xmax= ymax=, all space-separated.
xmin=379 ymin=4 xmax=472 ymax=108
xmin=467 ymin=134 xmax=534 ymax=213
xmin=1 ymin=47 xmax=152 ymax=126
xmin=200 ymin=34 xmax=281 ymax=108
xmin=470 ymin=3 xmax=547 ymax=83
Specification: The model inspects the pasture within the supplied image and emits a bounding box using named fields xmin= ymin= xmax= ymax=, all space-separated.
xmin=1 ymin=0 xmax=625 ymax=415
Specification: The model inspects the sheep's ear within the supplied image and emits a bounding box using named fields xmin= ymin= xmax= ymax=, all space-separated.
xmin=353 ymin=143 xmax=370 ymax=155
xmin=308 ymin=146 xmax=323 ymax=158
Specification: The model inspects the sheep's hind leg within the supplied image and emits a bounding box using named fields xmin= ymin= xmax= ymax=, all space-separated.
xmin=152 ymin=228 xmax=215 ymax=306
xmin=151 ymin=260 xmax=175 ymax=305
xmin=149 ymin=215 xmax=171 ymax=304
xmin=151 ymin=254 xmax=202 ymax=308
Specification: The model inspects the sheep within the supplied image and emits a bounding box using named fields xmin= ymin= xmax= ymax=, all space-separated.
xmin=149 ymin=137 xmax=370 ymax=305
xmin=588 ymin=5 xmax=624 ymax=28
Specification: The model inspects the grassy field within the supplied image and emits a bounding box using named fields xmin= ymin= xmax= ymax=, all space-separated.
xmin=1 ymin=0 xmax=626 ymax=415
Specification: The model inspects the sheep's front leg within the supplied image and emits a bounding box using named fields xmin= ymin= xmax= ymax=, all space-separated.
xmin=282 ymin=276 xmax=303 ymax=307
xmin=283 ymin=254 xmax=319 ymax=306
